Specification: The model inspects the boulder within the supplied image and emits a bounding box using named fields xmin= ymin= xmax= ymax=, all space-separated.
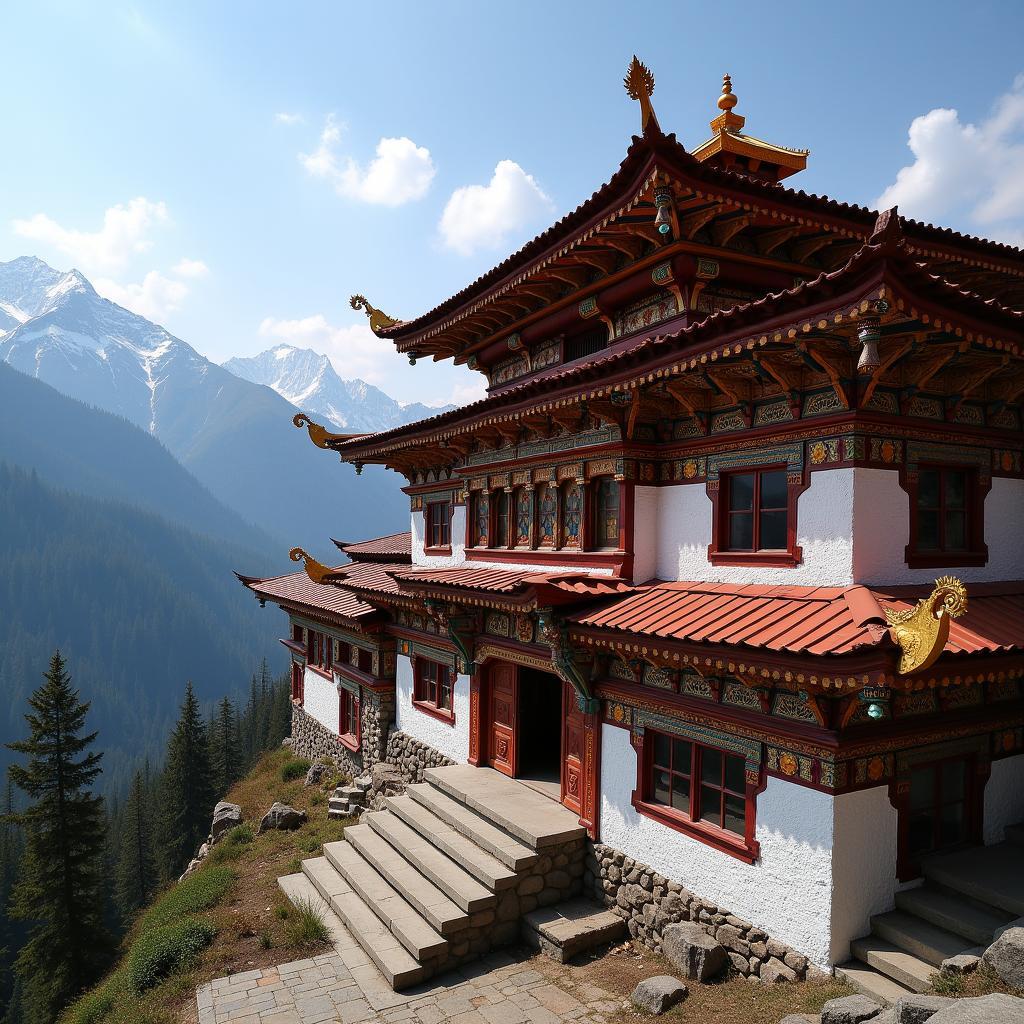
xmin=630 ymin=976 xmax=687 ymax=1014
xmin=928 ymin=994 xmax=1024 ymax=1023
xmin=210 ymin=801 xmax=242 ymax=843
xmin=940 ymin=953 xmax=980 ymax=975
xmin=983 ymin=926 xmax=1024 ymax=990
xmin=370 ymin=762 xmax=403 ymax=798
xmin=662 ymin=921 xmax=728 ymax=982
xmin=304 ymin=762 xmax=327 ymax=786
xmin=821 ymin=994 xmax=884 ymax=1024
xmin=760 ymin=957 xmax=798 ymax=983
xmin=257 ymin=802 xmax=307 ymax=834
xmin=891 ymin=994 xmax=954 ymax=1024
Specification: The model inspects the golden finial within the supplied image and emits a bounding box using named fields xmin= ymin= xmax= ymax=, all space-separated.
xmin=884 ymin=577 xmax=968 ymax=675
xmin=289 ymin=547 xmax=333 ymax=585
xmin=292 ymin=412 xmax=367 ymax=450
xmin=623 ymin=56 xmax=659 ymax=134
xmin=718 ymin=73 xmax=738 ymax=112
xmin=350 ymin=295 xmax=398 ymax=335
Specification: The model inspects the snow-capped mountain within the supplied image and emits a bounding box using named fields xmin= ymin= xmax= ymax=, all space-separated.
xmin=0 ymin=256 xmax=406 ymax=550
xmin=223 ymin=345 xmax=453 ymax=432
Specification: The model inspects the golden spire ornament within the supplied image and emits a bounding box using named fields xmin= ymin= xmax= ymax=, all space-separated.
xmin=289 ymin=547 xmax=334 ymax=585
xmin=624 ymin=56 xmax=660 ymax=134
xmin=350 ymin=295 xmax=398 ymax=335
xmin=710 ymin=73 xmax=745 ymax=133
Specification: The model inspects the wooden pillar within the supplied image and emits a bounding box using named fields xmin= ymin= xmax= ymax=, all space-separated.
xmin=579 ymin=703 xmax=601 ymax=839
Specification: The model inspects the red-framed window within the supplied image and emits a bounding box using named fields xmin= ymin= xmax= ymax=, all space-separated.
xmin=292 ymin=623 xmax=304 ymax=644
xmin=915 ymin=467 xmax=969 ymax=554
xmin=357 ymin=647 xmax=373 ymax=675
xmin=426 ymin=499 xmax=452 ymax=550
xmin=413 ymin=658 xmax=455 ymax=723
xmin=633 ymin=728 xmax=759 ymax=862
xmin=494 ymin=490 xmax=511 ymax=548
xmin=338 ymin=686 xmax=360 ymax=750
xmin=591 ymin=477 xmax=620 ymax=550
xmin=306 ymin=630 xmax=333 ymax=674
xmin=471 ymin=491 xmax=489 ymax=547
xmin=724 ymin=468 xmax=788 ymax=552
xmin=291 ymin=662 xmax=304 ymax=704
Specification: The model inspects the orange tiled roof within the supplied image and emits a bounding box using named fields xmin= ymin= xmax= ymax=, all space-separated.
xmin=332 ymin=532 xmax=411 ymax=562
xmin=570 ymin=581 xmax=1024 ymax=659
xmin=393 ymin=566 xmax=635 ymax=598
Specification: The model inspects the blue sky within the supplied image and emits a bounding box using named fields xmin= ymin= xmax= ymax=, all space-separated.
xmin=2 ymin=1 xmax=1023 ymax=405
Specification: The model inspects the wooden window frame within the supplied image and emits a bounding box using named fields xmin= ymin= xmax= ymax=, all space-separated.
xmin=590 ymin=476 xmax=621 ymax=552
xmin=904 ymin=464 xmax=987 ymax=569
xmin=291 ymin=661 xmax=304 ymax=705
xmin=469 ymin=490 xmax=490 ymax=548
xmin=493 ymin=489 xmax=512 ymax=550
xmin=306 ymin=629 xmax=333 ymax=678
xmin=631 ymin=728 xmax=761 ymax=863
xmin=708 ymin=464 xmax=805 ymax=568
xmin=338 ymin=685 xmax=361 ymax=752
xmin=413 ymin=658 xmax=456 ymax=725
xmin=424 ymin=499 xmax=453 ymax=554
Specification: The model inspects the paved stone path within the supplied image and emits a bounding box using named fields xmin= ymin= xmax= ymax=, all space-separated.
xmin=197 ymin=927 xmax=621 ymax=1024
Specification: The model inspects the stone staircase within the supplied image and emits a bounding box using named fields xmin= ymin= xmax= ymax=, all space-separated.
xmin=328 ymin=774 xmax=371 ymax=820
xmin=837 ymin=824 xmax=1024 ymax=1003
xmin=280 ymin=765 xmax=622 ymax=989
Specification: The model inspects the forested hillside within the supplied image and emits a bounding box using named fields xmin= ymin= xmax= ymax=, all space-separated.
xmin=0 ymin=465 xmax=278 ymax=793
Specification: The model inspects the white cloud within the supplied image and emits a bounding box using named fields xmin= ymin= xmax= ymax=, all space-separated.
xmin=12 ymin=197 xmax=170 ymax=272
xmin=877 ymin=75 xmax=1024 ymax=245
xmin=275 ymin=112 xmax=304 ymax=125
xmin=299 ymin=115 xmax=435 ymax=205
xmin=172 ymin=257 xmax=208 ymax=278
xmin=95 ymin=271 xmax=190 ymax=322
xmin=439 ymin=159 xmax=554 ymax=257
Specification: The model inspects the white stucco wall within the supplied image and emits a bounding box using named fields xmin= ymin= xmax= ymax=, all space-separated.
xmin=600 ymin=724 xmax=838 ymax=969
xmin=303 ymin=666 xmax=339 ymax=735
xmin=411 ymin=505 xmax=468 ymax=568
xmin=829 ymin=786 xmax=899 ymax=963
xmin=984 ymin=753 xmax=1024 ymax=845
xmin=633 ymin=486 xmax=660 ymax=584
xmin=852 ymin=471 xmax=1024 ymax=586
xmin=395 ymin=653 xmax=471 ymax=763
xmin=654 ymin=469 xmax=856 ymax=587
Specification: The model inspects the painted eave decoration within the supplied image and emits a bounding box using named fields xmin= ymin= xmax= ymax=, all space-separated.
xmin=884 ymin=576 xmax=969 ymax=675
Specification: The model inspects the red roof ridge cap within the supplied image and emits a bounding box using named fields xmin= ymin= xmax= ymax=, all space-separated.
xmin=843 ymin=585 xmax=888 ymax=629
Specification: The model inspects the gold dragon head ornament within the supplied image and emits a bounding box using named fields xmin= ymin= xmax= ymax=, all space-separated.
xmin=288 ymin=547 xmax=333 ymax=585
xmin=350 ymin=295 xmax=398 ymax=335
xmin=884 ymin=576 xmax=968 ymax=675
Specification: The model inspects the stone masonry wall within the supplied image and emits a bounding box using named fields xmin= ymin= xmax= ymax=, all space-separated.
xmin=291 ymin=692 xmax=394 ymax=779
xmin=359 ymin=690 xmax=393 ymax=769
xmin=387 ymin=729 xmax=456 ymax=783
xmin=585 ymin=841 xmax=811 ymax=982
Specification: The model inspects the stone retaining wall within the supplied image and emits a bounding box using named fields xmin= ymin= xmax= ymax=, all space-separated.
xmin=585 ymin=841 xmax=811 ymax=982
xmin=386 ymin=729 xmax=456 ymax=783
xmin=290 ymin=693 xmax=394 ymax=778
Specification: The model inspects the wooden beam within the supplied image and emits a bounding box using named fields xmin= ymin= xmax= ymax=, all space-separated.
xmin=790 ymin=233 xmax=833 ymax=262
xmin=680 ymin=204 xmax=721 ymax=240
xmin=756 ymin=225 xmax=802 ymax=257
xmin=860 ymin=338 xmax=915 ymax=407
xmin=711 ymin=213 xmax=755 ymax=248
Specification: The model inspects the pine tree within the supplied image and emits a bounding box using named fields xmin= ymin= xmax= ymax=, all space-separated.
xmin=5 ymin=651 xmax=112 ymax=1024
xmin=115 ymin=771 xmax=156 ymax=915
xmin=0 ymin=782 xmax=23 ymax=1023
xmin=210 ymin=697 xmax=238 ymax=796
xmin=155 ymin=682 xmax=214 ymax=878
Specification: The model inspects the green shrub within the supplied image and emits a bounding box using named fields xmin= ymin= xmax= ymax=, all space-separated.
xmin=127 ymin=918 xmax=216 ymax=994
xmin=280 ymin=758 xmax=311 ymax=782
xmin=209 ymin=824 xmax=254 ymax=864
xmin=142 ymin=865 xmax=235 ymax=929
xmin=285 ymin=896 xmax=330 ymax=948
xmin=65 ymin=972 xmax=126 ymax=1024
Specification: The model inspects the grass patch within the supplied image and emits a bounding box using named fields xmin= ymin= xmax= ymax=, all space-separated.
xmin=127 ymin=918 xmax=216 ymax=994
xmin=284 ymin=896 xmax=331 ymax=949
xmin=930 ymin=962 xmax=1011 ymax=999
xmin=65 ymin=973 xmax=126 ymax=1024
xmin=141 ymin=865 xmax=236 ymax=929
xmin=209 ymin=824 xmax=254 ymax=864
xmin=280 ymin=757 xmax=311 ymax=783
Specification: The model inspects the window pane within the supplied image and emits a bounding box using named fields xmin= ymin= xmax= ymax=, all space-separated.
xmin=760 ymin=470 xmax=788 ymax=509
xmin=724 ymin=794 xmax=746 ymax=836
xmin=672 ymin=739 xmax=691 ymax=773
xmin=758 ymin=510 xmax=788 ymax=550
xmin=728 ymin=474 xmax=754 ymax=512
xmin=653 ymin=770 xmax=671 ymax=805
xmin=729 ymin=513 xmax=753 ymax=550
xmin=701 ymin=748 xmax=722 ymax=786
xmin=945 ymin=471 xmax=966 ymax=509
xmin=439 ymin=674 xmax=453 ymax=711
xmin=918 ymin=470 xmax=940 ymax=509
xmin=917 ymin=510 xmax=939 ymax=550
xmin=945 ymin=511 xmax=966 ymax=551
xmin=942 ymin=761 xmax=965 ymax=802
xmin=940 ymin=802 xmax=965 ymax=847
xmin=653 ymin=733 xmax=671 ymax=768
xmin=699 ymin=786 xmax=722 ymax=827
xmin=671 ymin=776 xmax=690 ymax=813
xmin=724 ymin=754 xmax=745 ymax=794
xmin=909 ymin=766 xmax=933 ymax=811
xmin=907 ymin=812 xmax=934 ymax=855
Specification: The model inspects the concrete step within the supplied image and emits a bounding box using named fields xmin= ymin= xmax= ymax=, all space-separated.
xmin=335 ymin=785 xmax=365 ymax=800
xmin=835 ymin=959 xmax=915 ymax=1006
xmin=850 ymin=935 xmax=935 ymax=993
xmin=1005 ymin=822 xmax=1024 ymax=847
xmin=384 ymin=795 xmax=518 ymax=891
xmin=298 ymin=857 xmax=425 ymax=989
xmin=344 ymin=823 xmax=471 ymax=936
xmin=521 ymin=899 xmax=627 ymax=963
xmin=923 ymin=843 xmax=1024 ymax=916
xmin=365 ymin=810 xmax=497 ymax=913
xmin=870 ymin=910 xmax=969 ymax=967
xmin=895 ymin=884 xmax=1013 ymax=946
xmin=323 ymin=841 xmax=448 ymax=962
xmin=407 ymin=783 xmax=539 ymax=871
xmin=424 ymin=765 xmax=586 ymax=849
xmin=277 ymin=870 xmax=351 ymax=947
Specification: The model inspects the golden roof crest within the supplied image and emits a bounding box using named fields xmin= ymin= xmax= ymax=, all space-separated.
xmin=884 ymin=577 xmax=968 ymax=675
xmin=351 ymin=295 xmax=398 ymax=335
xmin=624 ymin=56 xmax=659 ymax=134
xmin=289 ymin=547 xmax=333 ymax=585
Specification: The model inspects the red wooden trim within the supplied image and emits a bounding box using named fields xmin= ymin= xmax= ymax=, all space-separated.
xmin=412 ymin=698 xmax=456 ymax=725
xmin=423 ymin=546 xmax=454 ymax=556
xmin=464 ymin=547 xmax=626 ymax=572
xmin=307 ymin=664 xmax=333 ymax=680
xmin=468 ymin=673 xmax=484 ymax=765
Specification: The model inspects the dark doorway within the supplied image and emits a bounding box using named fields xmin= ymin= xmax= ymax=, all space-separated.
xmin=517 ymin=667 xmax=562 ymax=797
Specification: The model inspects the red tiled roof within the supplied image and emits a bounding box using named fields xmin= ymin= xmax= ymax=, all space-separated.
xmin=393 ymin=567 xmax=636 ymax=599
xmin=381 ymin=128 xmax=1023 ymax=344
xmin=332 ymin=532 xmax=411 ymax=562
xmin=570 ymin=581 xmax=1024 ymax=660
xmin=238 ymin=565 xmax=377 ymax=621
